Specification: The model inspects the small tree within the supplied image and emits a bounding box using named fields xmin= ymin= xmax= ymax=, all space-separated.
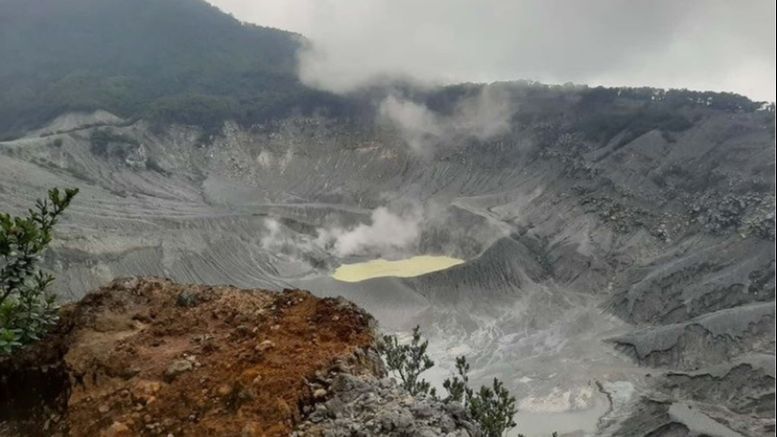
xmin=380 ymin=327 xmax=524 ymax=436
xmin=378 ymin=325 xmax=436 ymax=396
xmin=469 ymin=378 xmax=518 ymax=437
xmin=0 ymin=188 xmax=78 ymax=354
xmin=443 ymin=356 xmax=518 ymax=437
xmin=442 ymin=355 xmax=471 ymax=404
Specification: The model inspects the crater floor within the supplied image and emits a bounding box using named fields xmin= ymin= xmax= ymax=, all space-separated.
xmin=1 ymin=92 xmax=774 ymax=436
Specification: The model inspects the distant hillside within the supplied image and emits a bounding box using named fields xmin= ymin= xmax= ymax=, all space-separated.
xmin=0 ymin=0 xmax=770 ymax=142
xmin=0 ymin=0 xmax=348 ymax=138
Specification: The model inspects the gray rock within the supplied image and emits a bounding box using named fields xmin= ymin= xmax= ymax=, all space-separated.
xmin=163 ymin=359 xmax=193 ymax=382
xmin=294 ymin=373 xmax=482 ymax=436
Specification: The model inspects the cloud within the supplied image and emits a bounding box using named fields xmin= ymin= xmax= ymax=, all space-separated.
xmin=378 ymin=84 xmax=515 ymax=156
xmin=208 ymin=0 xmax=776 ymax=101
xmin=318 ymin=205 xmax=423 ymax=257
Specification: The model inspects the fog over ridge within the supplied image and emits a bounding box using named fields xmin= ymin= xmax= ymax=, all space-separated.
xmin=208 ymin=0 xmax=776 ymax=101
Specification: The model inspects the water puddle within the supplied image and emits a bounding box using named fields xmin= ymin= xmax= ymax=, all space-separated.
xmin=331 ymin=255 xmax=464 ymax=282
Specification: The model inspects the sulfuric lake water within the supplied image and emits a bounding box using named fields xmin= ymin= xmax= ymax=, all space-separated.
xmin=331 ymin=255 xmax=464 ymax=282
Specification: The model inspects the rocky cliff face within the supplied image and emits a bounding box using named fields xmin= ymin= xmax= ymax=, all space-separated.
xmin=0 ymin=84 xmax=774 ymax=435
xmin=294 ymin=373 xmax=481 ymax=436
xmin=0 ymin=277 xmax=480 ymax=436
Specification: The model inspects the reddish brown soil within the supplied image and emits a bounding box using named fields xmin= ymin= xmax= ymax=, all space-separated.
xmin=0 ymin=277 xmax=376 ymax=436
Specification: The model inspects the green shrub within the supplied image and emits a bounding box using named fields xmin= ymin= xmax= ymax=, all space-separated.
xmin=380 ymin=327 xmax=526 ymax=437
xmin=442 ymin=355 xmax=470 ymax=404
xmin=378 ymin=325 xmax=436 ymax=397
xmin=468 ymin=378 xmax=518 ymax=437
xmin=442 ymin=356 xmax=518 ymax=437
xmin=0 ymin=188 xmax=78 ymax=354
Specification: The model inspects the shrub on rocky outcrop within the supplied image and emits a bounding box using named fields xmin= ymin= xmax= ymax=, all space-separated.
xmin=441 ymin=356 xmax=518 ymax=437
xmin=0 ymin=188 xmax=78 ymax=354
xmin=467 ymin=378 xmax=518 ymax=437
xmin=380 ymin=327 xmax=520 ymax=437
xmin=379 ymin=325 xmax=436 ymax=397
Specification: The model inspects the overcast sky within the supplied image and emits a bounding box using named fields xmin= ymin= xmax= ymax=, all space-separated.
xmin=209 ymin=0 xmax=776 ymax=101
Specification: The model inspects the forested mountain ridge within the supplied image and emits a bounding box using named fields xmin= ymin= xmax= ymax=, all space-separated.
xmin=0 ymin=0 xmax=351 ymax=138
xmin=1 ymin=0 xmax=772 ymax=141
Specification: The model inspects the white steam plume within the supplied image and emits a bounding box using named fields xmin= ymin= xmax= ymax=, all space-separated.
xmin=378 ymin=84 xmax=516 ymax=156
xmin=318 ymin=205 xmax=423 ymax=257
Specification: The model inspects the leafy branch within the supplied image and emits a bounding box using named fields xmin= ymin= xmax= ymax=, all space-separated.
xmin=0 ymin=188 xmax=78 ymax=354
xmin=378 ymin=325 xmax=436 ymax=397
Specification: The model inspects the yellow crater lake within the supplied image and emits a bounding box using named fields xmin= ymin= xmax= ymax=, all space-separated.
xmin=332 ymin=255 xmax=465 ymax=282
